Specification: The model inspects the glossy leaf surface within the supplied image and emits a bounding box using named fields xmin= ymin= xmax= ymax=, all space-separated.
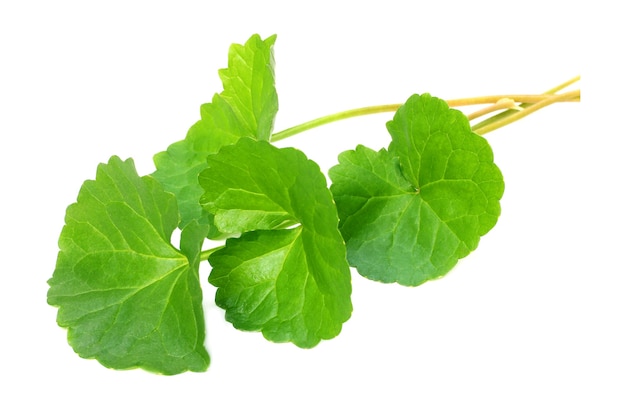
xmin=152 ymin=34 xmax=278 ymax=233
xmin=200 ymin=138 xmax=352 ymax=347
xmin=330 ymin=94 xmax=504 ymax=285
xmin=48 ymin=156 xmax=210 ymax=374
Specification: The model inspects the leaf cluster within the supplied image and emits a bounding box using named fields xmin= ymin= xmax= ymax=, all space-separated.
xmin=48 ymin=34 xmax=504 ymax=374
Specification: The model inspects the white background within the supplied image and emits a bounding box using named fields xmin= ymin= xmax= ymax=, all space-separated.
xmin=1 ymin=1 xmax=623 ymax=416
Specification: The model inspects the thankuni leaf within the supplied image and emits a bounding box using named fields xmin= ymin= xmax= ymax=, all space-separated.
xmin=329 ymin=94 xmax=504 ymax=286
xmin=47 ymin=156 xmax=210 ymax=374
xmin=199 ymin=138 xmax=352 ymax=348
xmin=152 ymin=34 xmax=278 ymax=232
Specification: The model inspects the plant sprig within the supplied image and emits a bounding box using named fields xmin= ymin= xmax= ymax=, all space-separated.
xmin=47 ymin=34 xmax=580 ymax=375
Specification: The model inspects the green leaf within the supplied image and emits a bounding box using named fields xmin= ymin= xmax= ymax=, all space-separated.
xmin=47 ymin=156 xmax=210 ymax=375
xmin=329 ymin=94 xmax=504 ymax=286
xmin=152 ymin=34 xmax=278 ymax=233
xmin=199 ymin=138 xmax=352 ymax=348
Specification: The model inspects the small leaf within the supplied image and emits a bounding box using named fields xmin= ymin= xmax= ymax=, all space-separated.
xmin=329 ymin=94 xmax=504 ymax=286
xmin=199 ymin=138 xmax=352 ymax=348
xmin=47 ymin=156 xmax=210 ymax=375
xmin=152 ymin=34 xmax=278 ymax=232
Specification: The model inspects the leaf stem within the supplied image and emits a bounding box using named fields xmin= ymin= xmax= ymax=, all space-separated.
xmin=470 ymin=76 xmax=580 ymax=132
xmin=270 ymin=81 xmax=580 ymax=142
xmin=472 ymin=89 xmax=580 ymax=135
xmin=544 ymin=75 xmax=581 ymax=94
xmin=467 ymin=98 xmax=522 ymax=121
xmin=270 ymin=105 xmax=400 ymax=142
xmin=199 ymin=245 xmax=224 ymax=262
